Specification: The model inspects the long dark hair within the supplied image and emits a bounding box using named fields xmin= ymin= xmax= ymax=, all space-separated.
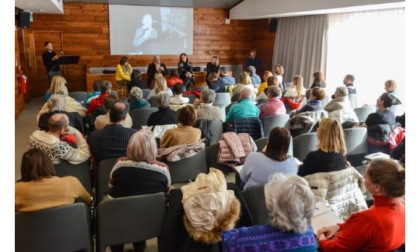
xmin=264 ymin=127 xmax=291 ymax=161
xmin=20 ymin=148 xmax=56 ymax=182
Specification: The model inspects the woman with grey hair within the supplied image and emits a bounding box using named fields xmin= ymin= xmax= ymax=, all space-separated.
xmin=127 ymin=86 xmax=150 ymax=111
xmin=147 ymin=91 xmax=178 ymax=127
xmin=108 ymin=129 xmax=171 ymax=252
xmin=222 ymin=173 xmax=317 ymax=251
xmin=324 ymin=86 xmax=359 ymax=124
xmin=195 ymin=89 xmax=222 ymax=121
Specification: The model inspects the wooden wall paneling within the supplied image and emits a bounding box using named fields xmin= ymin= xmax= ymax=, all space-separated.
xmin=26 ymin=3 xmax=276 ymax=94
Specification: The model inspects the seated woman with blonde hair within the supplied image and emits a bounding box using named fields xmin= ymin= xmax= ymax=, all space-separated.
xmin=283 ymin=75 xmax=306 ymax=97
xmin=317 ymin=158 xmax=405 ymax=251
xmin=147 ymin=76 xmax=173 ymax=100
xmin=222 ymin=173 xmax=317 ymax=251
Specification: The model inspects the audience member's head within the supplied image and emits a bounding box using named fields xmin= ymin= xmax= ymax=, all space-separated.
xmin=109 ymin=100 xmax=129 ymax=123
xmin=384 ymin=79 xmax=397 ymax=93
xmin=267 ymin=85 xmax=282 ymax=98
xmin=220 ymin=67 xmax=228 ymax=76
xmin=129 ymin=87 xmax=143 ymax=101
xmin=169 ymin=68 xmax=179 ymax=77
xmin=265 ymin=127 xmax=290 ymax=161
xmin=104 ymin=94 xmax=118 ymax=110
xmin=172 ymin=83 xmax=184 ymax=95
xmin=292 ymin=75 xmax=305 ymax=96
xmin=274 ymin=64 xmax=284 ymax=75
xmin=130 ymin=69 xmax=142 ymax=82
xmin=240 ymin=88 xmax=253 ymax=99
xmin=200 ymin=89 xmax=216 ymax=104
xmin=178 ymin=105 xmax=197 ymax=126
xmin=154 ymin=76 xmax=168 ymax=93
xmin=100 ymin=80 xmax=112 ymax=94
xmin=317 ymin=118 xmax=347 ymax=155
xmin=49 ymin=75 xmax=67 ymax=95
xmin=248 ymin=65 xmax=257 ymax=75
xmin=55 ymin=85 xmax=69 ymax=97
xmin=312 ymin=71 xmax=325 ymax=83
xmin=126 ymin=129 xmax=158 ymax=162
xmin=378 ymin=92 xmax=396 ymax=109
xmin=265 ymin=173 xmax=315 ymax=233
xmin=207 ymin=72 xmax=218 ymax=83
xmin=267 ymin=76 xmax=279 ymax=87
xmin=156 ymin=91 xmax=170 ymax=108
xmin=334 ymin=86 xmax=349 ymax=98
xmin=20 ymin=148 xmax=56 ymax=182
xmin=263 ymin=71 xmax=273 ymax=81
xmin=343 ymin=74 xmax=355 ymax=85
xmin=239 ymin=72 xmax=252 ymax=85
xmin=310 ymin=87 xmax=326 ymax=100
xmin=48 ymin=94 xmax=66 ymax=111
xmin=365 ymin=158 xmax=405 ymax=198
xmin=93 ymin=80 xmax=102 ymax=91
xmin=47 ymin=113 xmax=68 ymax=133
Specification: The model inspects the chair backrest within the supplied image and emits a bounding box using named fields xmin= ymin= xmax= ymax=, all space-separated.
xmin=261 ymin=114 xmax=290 ymax=137
xmin=96 ymin=193 xmax=166 ymax=252
xmin=354 ymin=105 xmax=376 ymax=122
xmin=184 ymin=93 xmax=197 ymax=104
xmin=96 ymin=158 xmax=119 ymax=205
xmin=16 ymin=203 xmax=92 ymax=252
xmin=69 ymin=91 xmax=88 ymax=104
xmin=148 ymin=96 xmax=159 ymax=107
xmin=241 ymin=185 xmax=269 ymax=225
xmin=54 ymin=160 xmax=92 ymax=194
xmin=389 ymin=104 xmax=404 ymax=117
xmin=255 ymin=136 xmax=293 ymax=157
xmin=293 ymin=132 xmax=318 ymax=162
xmin=214 ymin=92 xmax=231 ymax=108
xmin=129 ymin=107 xmax=158 ymax=129
xmin=165 ymin=149 xmax=208 ymax=183
xmin=141 ymin=88 xmax=151 ymax=99
xmin=205 ymin=143 xmax=235 ymax=175
xmin=344 ymin=127 xmax=368 ymax=166
xmin=348 ymin=93 xmax=358 ymax=108
xmin=224 ymin=117 xmax=264 ymax=140
xmin=320 ymin=96 xmax=330 ymax=109
xmin=208 ymin=120 xmax=224 ymax=146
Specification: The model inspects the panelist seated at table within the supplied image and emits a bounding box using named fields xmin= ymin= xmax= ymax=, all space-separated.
xmin=222 ymin=173 xmax=318 ymax=251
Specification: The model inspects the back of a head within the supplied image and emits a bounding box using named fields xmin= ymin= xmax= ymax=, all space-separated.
xmin=335 ymin=86 xmax=348 ymax=97
xmin=48 ymin=94 xmax=66 ymax=111
xmin=265 ymin=127 xmax=290 ymax=161
xmin=178 ymin=105 xmax=197 ymax=126
xmin=310 ymin=87 xmax=326 ymax=100
xmin=50 ymin=76 xmax=67 ymax=94
xmin=47 ymin=113 xmax=68 ymax=132
xmin=267 ymin=85 xmax=281 ymax=98
xmin=317 ymin=118 xmax=347 ymax=155
xmin=248 ymin=66 xmax=256 ymax=75
xmin=155 ymin=76 xmax=168 ymax=93
xmin=170 ymin=68 xmax=178 ymax=77
xmin=109 ymin=100 xmax=129 ymax=123
xmin=201 ymin=89 xmax=216 ymax=104
xmin=380 ymin=92 xmax=396 ymax=108
xmin=173 ymin=83 xmax=184 ymax=95
xmin=93 ymin=80 xmax=102 ymax=91
xmin=131 ymin=69 xmax=141 ymax=82
xmin=240 ymin=88 xmax=252 ymax=99
xmin=220 ymin=67 xmax=227 ymax=76
xmin=239 ymin=72 xmax=252 ymax=84
xmin=385 ymin=79 xmax=397 ymax=92
xmin=293 ymin=75 xmax=305 ymax=96
xmin=100 ymin=81 xmax=112 ymax=94
xmin=129 ymin=86 xmax=143 ymax=101
xmin=20 ymin=148 xmax=56 ymax=182
xmin=55 ymin=86 xmax=69 ymax=97
xmin=263 ymin=71 xmax=273 ymax=81
xmin=366 ymin=158 xmax=405 ymax=197
xmin=207 ymin=72 xmax=218 ymax=83
xmin=126 ymin=129 xmax=157 ymax=162
xmin=345 ymin=74 xmax=355 ymax=83
xmin=157 ymin=91 xmax=170 ymax=108
xmin=267 ymin=76 xmax=279 ymax=87
xmin=265 ymin=173 xmax=315 ymax=233
xmin=313 ymin=72 xmax=324 ymax=82
xmin=104 ymin=94 xmax=118 ymax=110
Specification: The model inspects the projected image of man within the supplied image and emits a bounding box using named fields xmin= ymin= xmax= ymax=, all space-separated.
xmin=132 ymin=14 xmax=158 ymax=54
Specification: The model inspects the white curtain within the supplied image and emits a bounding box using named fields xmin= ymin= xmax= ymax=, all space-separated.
xmin=272 ymin=15 xmax=328 ymax=88
xmin=326 ymin=8 xmax=405 ymax=107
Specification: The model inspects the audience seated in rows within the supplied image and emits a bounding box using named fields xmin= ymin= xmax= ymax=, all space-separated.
xmin=259 ymin=86 xmax=286 ymax=119
xmin=38 ymin=85 xmax=87 ymax=122
xmin=194 ymin=89 xmax=222 ymax=121
xmin=317 ymin=158 xmax=405 ymax=251
xmin=88 ymin=80 xmax=112 ymax=114
xmin=147 ymin=76 xmax=173 ymax=100
xmin=160 ymin=105 xmax=201 ymax=148
xmin=38 ymin=94 xmax=86 ymax=135
xmin=225 ymin=89 xmax=259 ymax=123
xmin=240 ymin=127 xmax=297 ymax=190
xmin=15 ymin=148 xmax=92 ymax=212
xmin=108 ymin=129 xmax=171 ymax=252
xmin=324 ymin=86 xmax=359 ymax=124
xmin=222 ymin=173 xmax=317 ymax=251
xmin=89 ymin=100 xmax=137 ymax=165
xmin=29 ymin=113 xmax=90 ymax=165
xmin=95 ymin=94 xmax=133 ymax=131
xmin=147 ymin=92 xmax=178 ymax=127
xmin=127 ymin=86 xmax=150 ymax=111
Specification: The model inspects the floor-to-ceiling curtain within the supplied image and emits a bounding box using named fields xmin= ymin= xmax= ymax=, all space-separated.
xmin=326 ymin=8 xmax=405 ymax=107
xmin=272 ymin=15 xmax=328 ymax=88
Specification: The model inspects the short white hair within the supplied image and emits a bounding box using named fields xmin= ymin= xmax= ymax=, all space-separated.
xmin=129 ymin=86 xmax=143 ymax=101
xmin=48 ymin=94 xmax=66 ymax=111
xmin=264 ymin=173 xmax=315 ymax=233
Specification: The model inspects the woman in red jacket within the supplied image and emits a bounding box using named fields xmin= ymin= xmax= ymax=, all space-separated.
xmin=317 ymin=158 xmax=405 ymax=251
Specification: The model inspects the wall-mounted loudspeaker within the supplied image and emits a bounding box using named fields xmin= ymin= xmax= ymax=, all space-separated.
xmin=269 ymin=18 xmax=277 ymax=33
xmin=18 ymin=11 xmax=30 ymax=29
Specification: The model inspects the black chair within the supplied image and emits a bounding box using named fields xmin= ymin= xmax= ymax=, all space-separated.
xmin=129 ymin=107 xmax=158 ymax=130
xmin=241 ymin=185 xmax=269 ymax=225
xmin=293 ymin=132 xmax=318 ymax=162
xmin=55 ymin=160 xmax=93 ymax=194
xmin=69 ymin=91 xmax=88 ymax=104
xmin=95 ymin=158 xmax=119 ymax=205
xmin=223 ymin=117 xmax=264 ymax=140
xmin=148 ymin=96 xmax=159 ymax=107
xmin=16 ymin=203 xmax=93 ymax=252
xmin=164 ymin=150 xmax=208 ymax=183
xmin=96 ymin=193 xmax=166 ymax=252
